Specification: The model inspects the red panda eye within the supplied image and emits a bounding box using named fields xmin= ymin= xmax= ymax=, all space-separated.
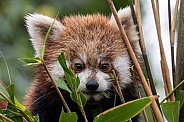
xmin=74 ymin=63 xmax=83 ymax=71
xmin=100 ymin=63 xmax=109 ymax=71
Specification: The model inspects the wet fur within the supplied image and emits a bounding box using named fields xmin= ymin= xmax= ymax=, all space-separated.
xmin=24 ymin=7 xmax=141 ymax=122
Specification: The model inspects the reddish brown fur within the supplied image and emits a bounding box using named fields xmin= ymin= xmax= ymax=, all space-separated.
xmin=24 ymin=9 xmax=141 ymax=122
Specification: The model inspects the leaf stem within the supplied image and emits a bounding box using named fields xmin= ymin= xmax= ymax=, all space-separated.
xmin=0 ymin=92 xmax=34 ymax=122
xmin=161 ymin=80 xmax=184 ymax=104
xmin=41 ymin=60 xmax=71 ymax=112
xmin=111 ymin=70 xmax=125 ymax=103
xmin=76 ymin=90 xmax=88 ymax=122
xmin=111 ymin=70 xmax=132 ymax=122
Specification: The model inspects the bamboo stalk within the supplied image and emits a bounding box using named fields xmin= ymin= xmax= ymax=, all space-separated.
xmin=130 ymin=0 xmax=162 ymax=114
xmin=131 ymin=0 xmax=158 ymax=98
xmin=112 ymin=70 xmax=125 ymax=103
xmin=106 ymin=0 xmax=163 ymax=121
xmin=170 ymin=0 xmax=179 ymax=88
xmin=134 ymin=0 xmax=146 ymax=52
xmin=176 ymin=0 xmax=184 ymax=120
xmin=168 ymin=0 xmax=171 ymax=33
xmin=171 ymin=0 xmax=179 ymax=45
xmin=150 ymin=0 xmax=175 ymax=101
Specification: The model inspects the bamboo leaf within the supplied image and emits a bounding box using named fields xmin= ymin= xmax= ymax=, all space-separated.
xmin=18 ymin=58 xmax=42 ymax=64
xmin=175 ymin=90 xmax=184 ymax=108
xmin=58 ymin=52 xmax=73 ymax=75
xmin=59 ymin=108 xmax=78 ymax=122
xmin=161 ymin=101 xmax=180 ymax=122
xmin=70 ymin=92 xmax=77 ymax=103
xmin=4 ymin=103 xmax=21 ymax=118
xmin=101 ymin=91 xmax=110 ymax=99
xmin=56 ymin=78 xmax=72 ymax=93
xmin=0 ymin=83 xmax=9 ymax=101
xmin=94 ymin=96 xmax=157 ymax=122
xmin=10 ymin=116 xmax=23 ymax=122
xmin=14 ymin=96 xmax=33 ymax=119
xmin=64 ymin=71 xmax=75 ymax=90
xmin=14 ymin=97 xmax=26 ymax=112
xmin=7 ymin=83 xmax=15 ymax=103
xmin=76 ymin=76 xmax=80 ymax=89
xmin=40 ymin=45 xmax=45 ymax=60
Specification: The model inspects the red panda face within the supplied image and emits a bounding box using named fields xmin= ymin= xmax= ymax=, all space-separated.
xmin=25 ymin=7 xmax=140 ymax=103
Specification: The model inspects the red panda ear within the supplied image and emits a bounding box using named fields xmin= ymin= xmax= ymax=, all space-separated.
xmin=109 ymin=7 xmax=140 ymax=56
xmin=25 ymin=13 xmax=64 ymax=57
xmin=109 ymin=6 xmax=136 ymax=35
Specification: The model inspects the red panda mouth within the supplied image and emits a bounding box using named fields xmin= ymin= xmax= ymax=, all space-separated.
xmin=82 ymin=90 xmax=102 ymax=95
xmin=82 ymin=90 xmax=106 ymax=103
xmin=83 ymin=91 xmax=101 ymax=95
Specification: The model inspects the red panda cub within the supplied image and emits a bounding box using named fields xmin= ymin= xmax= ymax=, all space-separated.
xmin=24 ymin=7 xmax=141 ymax=122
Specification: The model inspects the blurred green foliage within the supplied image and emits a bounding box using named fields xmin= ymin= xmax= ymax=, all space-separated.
xmin=0 ymin=0 xmax=128 ymax=102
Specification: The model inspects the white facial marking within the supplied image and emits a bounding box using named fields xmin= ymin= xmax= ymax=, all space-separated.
xmin=113 ymin=55 xmax=132 ymax=88
xmin=49 ymin=61 xmax=69 ymax=81
xmin=77 ymin=68 xmax=90 ymax=91
xmin=96 ymin=70 xmax=111 ymax=91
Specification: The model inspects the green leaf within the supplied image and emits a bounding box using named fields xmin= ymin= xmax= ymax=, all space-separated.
xmin=14 ymin=96 xmax=35 ymax=121
xmin=14 ymin=96 xmax=26 ymax=111
xmin=7 ymin=83 xmax=15 ymax=103
xmin=0 ymin=83 xmax=10 ymax=101
xmin=33 ymin=114 xmax=40 ymax=122
xmin=10 ymin=116 xmax=23 ymax=122
xmin=101 ymin=91 xmax=110 ymax=98
xmin=58 ymin=52 xmax=67 ymax=68
xmin=3 ymin=103 xmax=24 ymax=121
xmin=94 ymin=96 xmax=156 ymax=122
xmin=56 ymin=78 xmax=72 ymax=93
xmin=4 ymin=103 xmax=21 ymax=118
xmin=64 ymin=71 xmax=75 ymax=90
xmin=58 ymin=52 xmax=73 ymax=75
xmin=161 ymin=101 xmax=180 ymax=122
xmin=175 ymin=90 xmax=184 ymax=108
xmin=40 ymin=45 xmax=45 ymax=60
xmin=18 ymin=58 xmax=42 ymax=64
xmin=59 ymin=108 xmax=78 ymax=122
xmin=76 ymin=76 xmax=80 ymax=89
xmin=70 ymin=92 xmax=77 ymax=103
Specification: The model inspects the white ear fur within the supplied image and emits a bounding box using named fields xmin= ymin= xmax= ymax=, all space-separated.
xmin=109 ymin=7 xmax=141 ymax=56
xmin=109 ymin=6 xmax=132 ymax=27
xmin=25 ymin=13 xmax=64 ymax=57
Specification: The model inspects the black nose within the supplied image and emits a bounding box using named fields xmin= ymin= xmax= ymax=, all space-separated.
xmin=86 ymin=80 xmax=99 ymax=91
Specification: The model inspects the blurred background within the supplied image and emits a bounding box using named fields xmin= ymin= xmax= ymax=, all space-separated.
xmin=0 ymin=0 xmax=130 ymax=102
